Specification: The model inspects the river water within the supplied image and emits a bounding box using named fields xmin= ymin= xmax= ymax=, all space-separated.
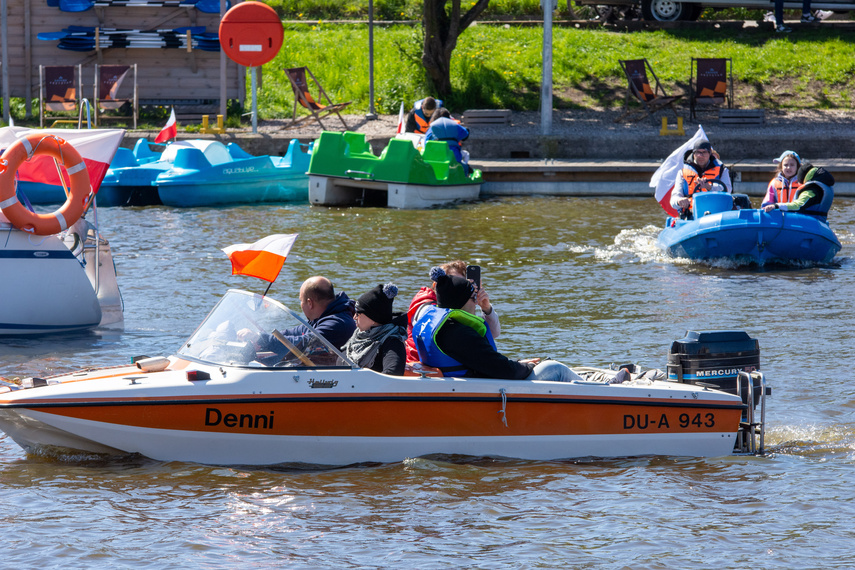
xmin=2 ymin=196 xmax=854 ymax=568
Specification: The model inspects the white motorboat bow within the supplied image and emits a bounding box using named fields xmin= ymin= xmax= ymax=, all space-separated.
xmin=0 ymin=128 xmax=124 ymax=334
xmin=0 ymin=290 xmax=768 ymax=466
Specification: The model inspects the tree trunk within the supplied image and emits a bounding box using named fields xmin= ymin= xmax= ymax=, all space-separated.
xmin=422 ymin=0 xmax=490 ymax=99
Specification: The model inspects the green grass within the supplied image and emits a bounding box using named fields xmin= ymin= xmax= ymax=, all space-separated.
xmin=254 ymin=24 xmax=855 ymax=117
xmin=4 ymin=23 xmax=854 ymax=128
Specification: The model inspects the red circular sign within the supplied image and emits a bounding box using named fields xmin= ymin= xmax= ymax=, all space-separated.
xmin=219 ymin=2 xmax=284 ymax=67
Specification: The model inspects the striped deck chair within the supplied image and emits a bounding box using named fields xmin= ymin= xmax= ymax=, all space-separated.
xmin=615 ymin=59 xmax=682 ymax=125
xmin=39 ymin=65 xmax=83 ymax=128
xmin=690 ymin=58 xmax=733 ymax=120
xmin=94 ymin=64 xmax=138 ymax=129
xmin=283 ymin=66 xmax=350 ymax=131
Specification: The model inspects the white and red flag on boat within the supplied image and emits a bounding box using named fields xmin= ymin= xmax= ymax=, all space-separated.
xmin=222 ymin=234 xmax=298 ymax=283
xmin=649 ymin=125 xmax=708 ymax=217
xmin=154 ymin=107 xmax=177 ymax=143
xmin=0 ymin=126 xmax=124 ymax=194
xmin=396 ymin=101 xmax=405 ymax=135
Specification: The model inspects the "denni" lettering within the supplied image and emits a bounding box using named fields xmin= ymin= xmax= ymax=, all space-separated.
xmin=205 ymin=408 xmax=274 ymax=429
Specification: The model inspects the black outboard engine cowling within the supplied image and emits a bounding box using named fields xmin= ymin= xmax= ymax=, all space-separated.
xmin=667 ymin=330 xmax=761 ymax=405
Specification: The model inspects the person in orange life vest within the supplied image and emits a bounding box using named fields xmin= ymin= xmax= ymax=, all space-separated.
xmin=405 ymin=259 xmax=500 ymax=363
xmin=404 ymin=97 xmax=444 ymax=135
xmin=761 ymin=150 xmax=801 ymax=208
xmin=763 ymin=162 xmax=835 ymax=218
xmin=670 ymin=140 xmax=732 ymax=218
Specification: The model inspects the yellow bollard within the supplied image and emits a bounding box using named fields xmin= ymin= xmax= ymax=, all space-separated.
xmin=660 ymin=116 xmax=685 ymax=136
xmin=201 ymin=115 xmax=226 ymax=134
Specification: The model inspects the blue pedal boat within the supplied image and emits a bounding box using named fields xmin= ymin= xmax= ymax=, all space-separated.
xmin=98 ymin=138 xmax=311 ymax=207
xmin=155 ymin=139 xmax=310 ymax=207
xmin=656 ymin=192 xmax=841 ymax=264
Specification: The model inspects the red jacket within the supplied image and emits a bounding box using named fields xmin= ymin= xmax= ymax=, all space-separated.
xmin=406 ymin=286 xmax=437 ymax=362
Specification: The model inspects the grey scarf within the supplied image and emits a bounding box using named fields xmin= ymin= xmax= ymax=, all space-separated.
xmin=343 ymin=323 xmax=405 ymax=368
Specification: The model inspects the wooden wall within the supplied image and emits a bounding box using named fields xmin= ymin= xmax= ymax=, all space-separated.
xmin=1 ymin=0 xmax=245 ymax=119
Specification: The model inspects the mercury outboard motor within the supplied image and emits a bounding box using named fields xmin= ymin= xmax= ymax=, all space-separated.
xmin=667 ymin=330 xmax=764 ymax=406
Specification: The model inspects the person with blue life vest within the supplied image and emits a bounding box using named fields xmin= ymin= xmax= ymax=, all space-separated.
xmin=404 ymin=97 xmax=444 ymax=135
xmin=763 ymin=162 xmax=835 ymax=219
xmin=762 ymin=150 xmax=802 ymax=209
xmin=412 ymin=267 xmax=582 ymax=382
xmin=339 ymin=283 xmax=406 ymax=375
xmin=425 ymin=110 xmax=471 ymax=175
xmin=670 ymin=139 xmax=732 ymax=218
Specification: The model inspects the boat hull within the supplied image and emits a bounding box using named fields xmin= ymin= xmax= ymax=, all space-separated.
xmin=0 ymin=218 xmax=122 ymax=334
xmin=157 ymin=173 xmax=308 ymax=208
xmin=657 ymin=208 xmax=841 ymax=263
xmin=0 ymin=228 xmax=101 ymax=334
xmin=0 ymin=364 xmax=745 ymax=465
xmin=309 ymin=175 xmax=481 ymax=209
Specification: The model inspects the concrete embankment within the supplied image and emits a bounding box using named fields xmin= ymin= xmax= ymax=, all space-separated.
xmin=123 ymin=109 xmax=855 ymax=199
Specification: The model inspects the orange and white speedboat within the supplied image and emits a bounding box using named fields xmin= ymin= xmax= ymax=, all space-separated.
xmin=0 ymin=290 xmax=768 ymax=466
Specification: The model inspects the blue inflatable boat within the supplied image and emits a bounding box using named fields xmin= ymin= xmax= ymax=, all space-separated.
xmin=96 ymin=138 xmax=311 ymax=207
xmin=656 ymin=191 xmax=841 ymax=264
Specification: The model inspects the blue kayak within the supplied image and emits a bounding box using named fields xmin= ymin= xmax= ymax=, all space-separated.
xmin=97 ymin=138 xmax=311 ymax=207
xmin=656 ymin=191 xmax=841 ymax=264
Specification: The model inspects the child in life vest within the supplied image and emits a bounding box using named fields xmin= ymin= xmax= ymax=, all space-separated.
xmin=761 ymin=150 xmax=801 ymax=208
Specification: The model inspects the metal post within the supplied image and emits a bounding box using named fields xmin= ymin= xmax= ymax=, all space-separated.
xmin=1 ymin=0 xmax=10 ymax=124
xmin=540 ymin=0 xmax=555 ymax=136
xmin=366 ymin=0 xmax=377 ymax=120
xmin=251 ymin=66 xmax=258 ymax=134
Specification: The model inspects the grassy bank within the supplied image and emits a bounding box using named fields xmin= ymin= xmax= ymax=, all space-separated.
xmin=5 ymin=23 xmax=855 ymax=128
xmin=257 ymin=24 xmax=855 ymax=117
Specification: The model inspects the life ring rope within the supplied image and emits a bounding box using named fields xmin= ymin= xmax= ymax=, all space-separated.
xmin=0 ymin=134 xmax=91 ymax=235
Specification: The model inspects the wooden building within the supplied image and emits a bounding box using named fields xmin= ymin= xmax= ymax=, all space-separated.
xmin=0 ymin=0 xmax=245 ymax=123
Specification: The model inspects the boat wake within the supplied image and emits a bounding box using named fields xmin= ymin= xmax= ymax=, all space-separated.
xmin=570 ymin=225 xmax=691 ymax=265
xmin=764 ymin=423 xmax=855 ymax=457
xmin=577 ymin=225 xmax=846 ymax=269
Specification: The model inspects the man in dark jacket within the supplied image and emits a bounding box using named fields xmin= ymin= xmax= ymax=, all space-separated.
xmin=245 ymin=276 xmax=355 ymax=362
xmin=281 ymin=276 xmax=356 ymax=350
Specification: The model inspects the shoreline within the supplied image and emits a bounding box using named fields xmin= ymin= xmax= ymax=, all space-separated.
xmin=129 ymin=109 xmax=855 ymax=162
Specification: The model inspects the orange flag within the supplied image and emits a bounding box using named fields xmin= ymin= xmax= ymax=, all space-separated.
xmin=222 ymin=234 xmax=298 ymax=283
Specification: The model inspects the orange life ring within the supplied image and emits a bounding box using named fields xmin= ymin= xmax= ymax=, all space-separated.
xmin=0 ymin=134 xmax=91 ymax=236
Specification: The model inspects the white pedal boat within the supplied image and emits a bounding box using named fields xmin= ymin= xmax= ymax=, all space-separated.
xmin=0 ymin=290 xmax=767 ymax=466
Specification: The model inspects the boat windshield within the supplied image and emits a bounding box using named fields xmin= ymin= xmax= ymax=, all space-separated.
xmin=177 ymin=290 xmax=353 ymax=369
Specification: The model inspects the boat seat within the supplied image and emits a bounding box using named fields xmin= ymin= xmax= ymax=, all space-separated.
xmin=693 ymin=192 xmax=733 ymax=217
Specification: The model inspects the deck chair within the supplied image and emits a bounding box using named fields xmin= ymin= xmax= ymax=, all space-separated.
xmin=283 ymin=66 xmax=350 ymax=131
xmin=615 ymin=59 xmax=682 ymax=125
xmin=39 ymin=65 xmax=83 ymax=128
xmin=690 ymin=58 xmax=733 ymax=120
xmin=94 ymin=64 xmax=139 ymax=129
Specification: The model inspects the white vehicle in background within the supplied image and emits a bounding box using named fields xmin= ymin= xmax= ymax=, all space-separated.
xmin=570 ymin=0 xmax=854 ymax=21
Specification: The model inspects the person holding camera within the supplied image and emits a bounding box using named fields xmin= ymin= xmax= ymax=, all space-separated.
xmin=404 ymin=259 xmax=500 ymax=363
xmin=412 ymin=268 xmax=581 ymax=382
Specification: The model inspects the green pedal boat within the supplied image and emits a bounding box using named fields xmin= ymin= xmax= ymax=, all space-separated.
xmin=307 ymin=131 xmax=482 ymax=209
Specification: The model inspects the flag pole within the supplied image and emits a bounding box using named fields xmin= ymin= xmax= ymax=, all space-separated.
xmin=263 ymin=281 xmax=273 ymax=297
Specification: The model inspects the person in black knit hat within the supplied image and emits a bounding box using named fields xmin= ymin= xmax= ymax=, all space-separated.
xmin=340 ymin=283 xmax=406 ymax=375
